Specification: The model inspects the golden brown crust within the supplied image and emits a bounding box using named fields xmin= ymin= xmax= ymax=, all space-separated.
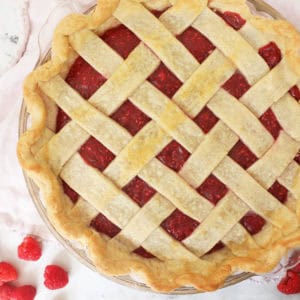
xmin=18 ymin=0 xmax=300 ymax=292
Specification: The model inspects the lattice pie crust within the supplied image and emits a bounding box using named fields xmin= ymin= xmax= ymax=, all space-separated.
xmin=18 ymin=0 xmax=300 ymax=292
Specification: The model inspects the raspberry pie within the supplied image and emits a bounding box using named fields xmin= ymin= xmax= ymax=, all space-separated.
xmin=18 ymin=0 xmax=300 ymax=292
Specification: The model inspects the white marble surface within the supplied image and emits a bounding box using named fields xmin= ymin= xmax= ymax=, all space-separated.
xmin=0 ymin=0 xmax=300 ymax=299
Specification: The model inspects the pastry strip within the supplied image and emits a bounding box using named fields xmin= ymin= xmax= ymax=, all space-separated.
xmin=214 ymin=157 xmax=298 ymax=233
xmin=130 ymin=81 xmax=204 ymax=152
xmin=139 ymin=159 xmax=213 ymax=222
xmin=113 ymin=194 xmax=174 ymax=251
xmin=114 ymin=0 xmax=199 ymax=81
xmin=159 ymin=0 xmax=208 ymax=35
xmin=272 ymin=94 xmax=300 ymax=142
xmin=70 ymin=29 xmax=123 ymax=78
xmin=278 ymin=161 xmax=300 ymax=199
xmin=179 ymin=121 xmax=238 ymax=187
xmin=89 ymin=44 xmax=160 ymax=114
xmin=248 ymin=132 xmax=300 ymax=188
xmin=104 ymin=122 xmax=172 ymax=186
xmin=208 ymin=89 xmax=273 ymax=157
xmin=173 ymin=50 xmax=236 ymax=118
xmin=61 ymin=153 xmax=140 ymax=228
xmin=240 ymin=58 xmax=299 ymax=116
xmin=40 ymin=76 xmax=131 ymax=154
xmin=183 ymin=192 xmax=249 ymax=256
xmin=193 ymin=8 xmax=269 ymax=84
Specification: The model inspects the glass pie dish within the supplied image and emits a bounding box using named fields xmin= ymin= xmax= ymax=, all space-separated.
xmin=18 ymin=0 xmax=286 ymax=294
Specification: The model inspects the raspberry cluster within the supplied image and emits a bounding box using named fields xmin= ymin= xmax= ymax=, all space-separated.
xmin=0 ymin=236 xmax=68 ymax=299
xmin=277 ymin=262 xmax=300 ymax=294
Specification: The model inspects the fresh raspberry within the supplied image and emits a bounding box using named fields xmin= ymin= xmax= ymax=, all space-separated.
xmin=277 ymin=271 xmax=300 ymax=294
xmin=291 ymin=263 xmax=300 ymax=274
xmin=0 ymin=283 xmax=16 ymax=300
xmin=13 ymin=285 xmax=36 ymax=300
xmin=288 ymin=251 xmax=300 ymax=273
xmin=0 ymin=262 xmax=18 ymax=283
xmin=18 ymin=236 xmax=42 ymax=261
xmin=44 ymin=265 xmax=69 ymax=290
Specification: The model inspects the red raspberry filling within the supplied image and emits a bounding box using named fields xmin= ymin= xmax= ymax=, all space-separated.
xmin=197 ymin=175 xmax=228 ymax=205
xmin=229 ymin=141 xmax=258 ymax=170
xmin=79 ymin=137 xmax=115 ymax=171
xmin=66 ymin=56 xmax=107 ymax=100
xmin=122 ymin=177 xmax=156 ymax=207
xmin=268 ymin=181 xmax=288 ymax=203
xmin=133 ymin=247 xmax=155 ymax=258
xmin=110 ymin=100 xmax=151 ymax=135
xmin=148 ymin=63 xmax=182 ymax=98
xmin=101 ymin=24 xmax=140 ymax=59
xmin=161 ymin=209 xmax=200 ymax=241
xmin=151 ymin=9 xmax=167 ymax=18
xmin=260 ymin=108 xmax=282 ymax=139
xmin=157 ymin=140 xmax=190 ymax=172
xmin=290 ymin=86 xmax=300 ymax=101
xmin=62 ymin=181 xmax=79 ymax=204
xmin=177 ymin=27 xmax=215 ymax=63
xmin=56 ymin=109 xmax=71 ymax=133
xmin=194 ymin=107 xmax=219 ymax=133
xmin=218 ymin=11 xmax=246 ymax=30
xmin=90 ymin=213 xmax=121 ymax=238
xmin=240 ymin=212 xmax=266 ymax=235
xmin=206 ymin=241 xmax=225 ymax=255
xmin=223 ymin=72 xmax=250 ymax=99
xmin=259 ymin=42 xmax=282 ymax=69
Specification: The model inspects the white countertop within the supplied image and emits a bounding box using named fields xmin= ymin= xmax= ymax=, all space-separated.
xmin=0 ymin=0 xmax=300 ymax=299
